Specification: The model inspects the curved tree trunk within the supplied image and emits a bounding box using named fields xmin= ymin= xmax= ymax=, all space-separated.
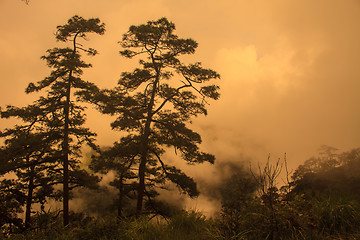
xmin=136 ymin=60 xmax=160 ymax=216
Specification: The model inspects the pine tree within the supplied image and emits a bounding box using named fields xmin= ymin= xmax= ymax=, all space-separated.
xmin=0 ymin=104 xmax=64 ymax=229
xmin=87 ymin=18 xmax=220 ymax=215
xmin=90 ymin=142 xmax=138 ymax=218
xmin=0 ymin=15 xmax=105 ymax=226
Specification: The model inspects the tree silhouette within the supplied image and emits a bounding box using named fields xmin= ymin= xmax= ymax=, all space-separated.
xmin=2 ymin=15 xmax=106 ymax=226
xmin=0 ymin=117 xmax=62 ymax=229
xmin=90 ymin=144 xmax=138 ymax=218
xmin=87 ymin=18 xmax=220 ymax=215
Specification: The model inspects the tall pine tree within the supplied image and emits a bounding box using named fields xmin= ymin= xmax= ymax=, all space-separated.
xmin=87 ymin=18 xmax=220 ymax=215
xmin=1 ymin=15 xmax=105 ymax=226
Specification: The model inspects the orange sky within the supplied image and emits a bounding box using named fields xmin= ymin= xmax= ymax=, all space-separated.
xmin=1 ymin=0 xmax=360 ymax=214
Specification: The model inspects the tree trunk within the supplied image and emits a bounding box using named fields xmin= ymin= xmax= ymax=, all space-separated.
xmin=117 ymin=175 xmax=124 ymax=218
xmin=136 ymin=154 xmax=147 ymax=215
xmin=62 ymin=32 xmax=79 ymax=226
xmin=25 ymin=164 xmax=35 ymax=229
xmin=63 ymin=68 xmax=71 ymax=226
xmin=136 ymin=64 xmax=160 ymax=216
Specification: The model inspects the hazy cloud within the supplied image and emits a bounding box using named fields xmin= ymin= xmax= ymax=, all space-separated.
xmin=1 ymin=0 xmax=360 ymax=213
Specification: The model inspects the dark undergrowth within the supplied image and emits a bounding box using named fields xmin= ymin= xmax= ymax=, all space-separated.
xmin=3 ymin=201 xmax=360 ymax=240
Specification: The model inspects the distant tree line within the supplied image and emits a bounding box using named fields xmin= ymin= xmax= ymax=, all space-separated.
xmin=217 ymin=146 xmax=360 ymax=239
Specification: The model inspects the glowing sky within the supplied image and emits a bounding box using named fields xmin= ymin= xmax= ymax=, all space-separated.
xmin=1 ymin=0 xmax=360 ymax=213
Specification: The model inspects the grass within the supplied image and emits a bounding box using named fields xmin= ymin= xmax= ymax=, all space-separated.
xmin=3 ymin=196 xmax=360 ymax=240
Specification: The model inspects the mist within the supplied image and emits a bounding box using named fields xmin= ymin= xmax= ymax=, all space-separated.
xmin=1 ymin=0 xmax=360 ymax=217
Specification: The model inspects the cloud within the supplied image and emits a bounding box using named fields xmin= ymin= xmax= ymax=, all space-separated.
xmin=1 ymin=0 xmax=360 ymax=214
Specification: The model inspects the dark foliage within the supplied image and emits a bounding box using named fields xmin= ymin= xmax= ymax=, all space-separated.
xmin=1 ymin=15 xmax=360 ymax=240
xmin=83 ymin=17 xmax=220 ymax=217
xmin=0 ymin=15 xmax=104 ymax=228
